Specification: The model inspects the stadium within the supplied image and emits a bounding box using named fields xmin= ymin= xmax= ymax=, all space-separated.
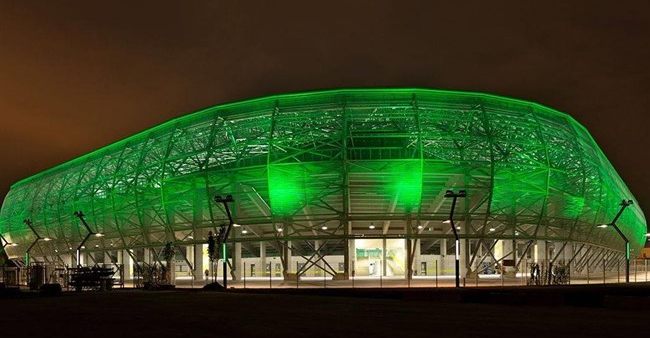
xmin=0 ymin=88 xmax=646 ymax=288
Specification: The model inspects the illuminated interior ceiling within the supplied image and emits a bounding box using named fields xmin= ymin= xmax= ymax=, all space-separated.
xmin=0 ymin=88 xmax=645 ymax=258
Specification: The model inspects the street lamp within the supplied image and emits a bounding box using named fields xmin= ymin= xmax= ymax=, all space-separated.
xmin=597 ymin=199 xmax=633 ymax=283
xmin=444 ymin=189 xmax=466 ymax=288
xmin=73 ymin=211 xmax=97 ymax=268
xmin=23 ymin=219 xmax=42 ymax=265
xmin=214 ymin=194 xmax=235 ymax=289
xmin=0 ymin=233 xmax=12 ymax=249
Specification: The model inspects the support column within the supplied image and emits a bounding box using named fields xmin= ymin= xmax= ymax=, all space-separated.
xmin=143 ymin=248 xmax=151 ymax=265
xmin=104 ymin=251 xmax=112 ymax=266
xmin=512 ymin=239 xmax=518 ymax=275
xmin=461 ymin=238 xmax=469 ymax=278
xmin=534 ymin=240 xmax=547 ymax=264
xmin=233 ymin=242 xmax=242 ymax=280
xmin=412 ymin=239 xmax=421 ymax=276
xmin=284 ymin=241 xmax=291 ymax=276
xmin=347 ymin=238 xmax=355 ymax=279
xmin=343 ymin=219 xmax=351 ymax=279
xmin=502 ymin=239 xmax=515 ymax=277
xmin=440 ymin=238 xmax=447 ymax=274
xmin=382 ymin=238 xmax=387 ymax=277
xmin=260 ymin=241 xmax=267 ymax=277
xmin=64 ymin=253 xmax=74 ymax=268
xmin=495 ymin=240 xmax=504 ymax=262
xmin=193 ymin=243 xmax=204 ymax=281
xmin=121 ymin=250 xmax=133 ymax=280
xmin=314 ymin=240 xmax=322 ymax=276
xmin=561 ymin=241 xmax=570 ymax=264
xmin=406 ymin=238 xmax=412 ymax=280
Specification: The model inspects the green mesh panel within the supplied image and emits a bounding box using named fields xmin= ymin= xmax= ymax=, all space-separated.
xmin=0 ymin=88 xmax=645 ymax=258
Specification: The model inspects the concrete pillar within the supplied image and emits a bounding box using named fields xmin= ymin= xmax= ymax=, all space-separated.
xmin=233 ymin=242 xmax=242 ymax=280
xmin=347 ymin=238 xmax=355 ymax=279
xmin=314 ymin=240 xmax=322 ymax=276
xmin=461 ymin=238 xmax=469 ymax=278
xmin=382 ymin=238 xmax=387 ymax=277
xmin=143 ymin=248 xmax=151 ymax=265
xmin=564 ymin=242 xmax=574 ymax=275
xmin=104 ymin=251 xmax=112 ymax=267
xmin=548 ymin=242 xmax=557 ymax=263
xmin=193 ymin=244 xmax=204 ymax=281
xmin=512 ymin=239 xmax=518 ymax=273
xmin=260 ymin=241 xmax=266 ymax=277
xmin=502 ymin=239 xmax=515 ymax=276
xmin=121 ymin=250 xmax=133 ymax=280
xmin=534 ymin=240 xmax=547 ymax=264
xmin=283 ymin=241 xmax=291 ymax=276
xmin=62 ymin=253 xmax=74 ymax=268
xmin=412 ymin=239 xmax=421 ymax=276
xmin=440 ymin=238 xmax=447 ymax=274
xmin=494 ymin=240 xmax=503 ymax=261
xmin=343 ymin=222 xmax=353 ymax=280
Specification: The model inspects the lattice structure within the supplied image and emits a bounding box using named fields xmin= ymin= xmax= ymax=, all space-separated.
xmin=0 ymin=89 xmax=645 ymax=272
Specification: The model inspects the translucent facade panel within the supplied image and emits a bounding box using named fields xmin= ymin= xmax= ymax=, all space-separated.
xmin=0 ymin=89 xmax=645 ymax=260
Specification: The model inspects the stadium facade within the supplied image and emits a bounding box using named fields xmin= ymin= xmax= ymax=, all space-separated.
xmin=0 ymin=88 xmax=646 ymax=285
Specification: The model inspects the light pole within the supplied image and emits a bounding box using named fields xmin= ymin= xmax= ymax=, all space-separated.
xmin=0 ymin=233 xmax=18 ymax=250
xmin=598 ymin=199 xmax=633 ymax=283
xmin=73 ymin=211 xmax=98 ymax=268
xmin=23 ymin=219 xmax=42 ymax=265
xmin=214 ymin=195 xmax=235 ymax=289
xmin=444 ymin=190 xmax=466 ymax=288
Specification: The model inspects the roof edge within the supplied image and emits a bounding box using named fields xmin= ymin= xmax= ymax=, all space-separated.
xmin=9 ymin=87 xmax=583 ymax=188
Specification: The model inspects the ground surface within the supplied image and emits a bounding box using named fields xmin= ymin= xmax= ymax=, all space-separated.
xmin=1 ymin=286 xmax=648 ymax=338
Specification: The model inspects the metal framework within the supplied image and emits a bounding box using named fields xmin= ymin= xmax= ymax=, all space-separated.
xmin=0 ymin=88 xmax=646 ymax=282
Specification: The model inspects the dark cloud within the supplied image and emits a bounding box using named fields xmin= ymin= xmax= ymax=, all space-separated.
xmin=1 ymin=1 xmax=649 ymax=209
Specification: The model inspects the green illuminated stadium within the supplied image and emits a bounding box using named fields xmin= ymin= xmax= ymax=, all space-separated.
xmin=0 ymin=88 xmax=645 ymax=284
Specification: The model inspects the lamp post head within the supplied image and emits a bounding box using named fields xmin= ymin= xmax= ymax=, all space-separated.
xmin=621 ymin=199 xmax=634 ymax=207
xmin=214 ymin=195 xmax=234 ymax=203
xmin=74 ymin=211 xmax=85 ymax=218
xmin=444 ymin=190 xmax=467 ymax=198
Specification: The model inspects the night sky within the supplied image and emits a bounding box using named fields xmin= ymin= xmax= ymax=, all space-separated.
xmin=1 ymin=2 xmax=649 ymax=210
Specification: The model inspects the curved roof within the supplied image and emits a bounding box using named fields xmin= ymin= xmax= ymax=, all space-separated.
xmin=0 ymin=88 xmax=646 ymax=257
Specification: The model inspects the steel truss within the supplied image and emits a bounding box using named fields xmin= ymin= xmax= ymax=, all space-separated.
xmin=0 ymin=89 xmax=645 ymax=283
